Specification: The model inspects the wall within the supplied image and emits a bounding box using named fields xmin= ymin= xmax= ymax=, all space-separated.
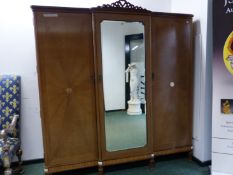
xmin=0 ymin=1 xmax=43 ymax=161
xmin=0 ymin=0 xmax=171 ymax=161
xmin=101 ymin=21 xmax=144 ymax=111
xmin=171 ymin=0 xmax=212 ymax=162
xmin=101 ymin=21 xmax=126 ymax=111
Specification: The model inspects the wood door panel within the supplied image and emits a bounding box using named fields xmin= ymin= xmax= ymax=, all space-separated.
xmin=35 ymin=12 xmax=98 ymax=166
xmin=94 ymin=12 xmax=153 ymax=161
xmin=152 ymin=16 xmax=193 ymax=151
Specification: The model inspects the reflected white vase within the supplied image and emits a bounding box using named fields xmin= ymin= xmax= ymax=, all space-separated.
xmin=127 ymin=99 xmax=142 ymax=115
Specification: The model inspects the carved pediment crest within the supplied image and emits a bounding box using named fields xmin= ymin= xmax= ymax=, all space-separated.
xmin=97 ymin=0 xmax=150 ymax=12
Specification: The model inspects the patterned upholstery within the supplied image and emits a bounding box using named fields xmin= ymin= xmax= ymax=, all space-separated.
xmin=0 ymin=75 xmax=21 ymax=165
xmin=0 ymin=75 xmax=20 ymax=137
xmin=0 ymin=138 xmax=20 ymax=160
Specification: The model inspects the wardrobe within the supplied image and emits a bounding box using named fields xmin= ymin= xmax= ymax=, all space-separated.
xmin=32 ymin=1 xmax=193 ymax=174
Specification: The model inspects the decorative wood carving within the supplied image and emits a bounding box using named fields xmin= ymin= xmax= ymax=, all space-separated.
xmin=97 ymin=0 xmax=150 ymax=12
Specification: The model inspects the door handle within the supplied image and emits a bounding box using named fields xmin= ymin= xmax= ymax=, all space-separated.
xmin=170 ymin=82 xmax=175 ymax=87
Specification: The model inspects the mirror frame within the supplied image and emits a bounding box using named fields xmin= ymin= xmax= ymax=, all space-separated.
xmin=93 ymin=4 xmax=153 ymax=162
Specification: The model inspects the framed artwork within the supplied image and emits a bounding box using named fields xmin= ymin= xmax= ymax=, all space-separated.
xmin=221 ymin=99 xmax=233 ymax=114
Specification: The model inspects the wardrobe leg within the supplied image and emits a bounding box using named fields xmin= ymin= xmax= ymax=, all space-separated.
xmin=45 ymin=173 xmax=52 ymax=175
xmin=98 ymin=166 xmax=104 ymax=175
xmin=149 ymin=154 xmax=155 ymax=168
xmin=188 ymin=150 xmax=193 ymax=161
xmin=44 ymin=168 xmax=52 ymax=175
xmin=98 ymin=162 xmax=104 ymax=175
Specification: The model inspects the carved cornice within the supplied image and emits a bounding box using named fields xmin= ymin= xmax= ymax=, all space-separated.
xmin=97 ymin=0 xmax=150 ymax=12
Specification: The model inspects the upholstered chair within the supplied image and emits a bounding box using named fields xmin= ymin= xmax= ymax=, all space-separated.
xmin=0 ymin=75 xmax=23 ymax=175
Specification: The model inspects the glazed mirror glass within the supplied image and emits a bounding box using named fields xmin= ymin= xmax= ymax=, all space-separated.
xmin=101 ymin=20 xmax=147 ymax=152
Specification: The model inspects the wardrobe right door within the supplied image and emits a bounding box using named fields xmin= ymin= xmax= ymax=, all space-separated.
xmin=151 ymin=14 xmax=193 ymax=154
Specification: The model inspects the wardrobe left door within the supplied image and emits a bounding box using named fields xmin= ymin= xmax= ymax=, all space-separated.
xmin=33 ymin=7 xmax=99 ymax=173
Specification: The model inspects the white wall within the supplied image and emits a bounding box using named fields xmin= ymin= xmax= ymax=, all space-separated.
xmin=0 ymin=0 xmax=171 ymax=161
xmin=0 ymin=1 xmax=43 ymax=161
xmin=101 ymin=21 xmax=144 ymax=111
xmin=171 ymin=0 xmax=212 ymax=162
xmin=101 ymin=21 xmax=126 ymax=111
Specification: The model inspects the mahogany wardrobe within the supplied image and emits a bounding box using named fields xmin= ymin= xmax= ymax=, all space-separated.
xmin=32 ymin=1 xmax=193 ymax=174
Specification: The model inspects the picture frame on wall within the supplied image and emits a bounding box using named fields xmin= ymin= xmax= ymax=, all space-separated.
xmin=221 ymin=99 xmax=233 ymax=114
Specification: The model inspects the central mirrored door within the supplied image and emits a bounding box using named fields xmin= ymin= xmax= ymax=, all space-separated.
xmin=100 ymin=20 xmax=147 ymax=152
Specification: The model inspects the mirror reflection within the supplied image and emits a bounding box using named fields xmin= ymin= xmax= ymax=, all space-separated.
xmin=101 ymin=20 xmax=147 ymax=152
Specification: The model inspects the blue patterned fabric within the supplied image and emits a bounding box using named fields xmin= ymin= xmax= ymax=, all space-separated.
xmin=0 ymin=138 xmax=20 ymax=160
xmin=0 ymin=75 xmax=21 ymax=137
xmin=0 ymin=75 xmax=21 ymax=163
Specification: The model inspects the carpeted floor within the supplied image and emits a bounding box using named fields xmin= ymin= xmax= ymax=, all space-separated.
xmin=21 ymin=114 xmax=210 ymax=175
xmin=105 ymin=111 xmax=147 ymax=152
xmin=22 ymin=158 xmax=210 ymax=175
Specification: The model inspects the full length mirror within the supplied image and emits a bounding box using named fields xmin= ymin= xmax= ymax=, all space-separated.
xmin=101 ymin=20 xmax=147 ymax=152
